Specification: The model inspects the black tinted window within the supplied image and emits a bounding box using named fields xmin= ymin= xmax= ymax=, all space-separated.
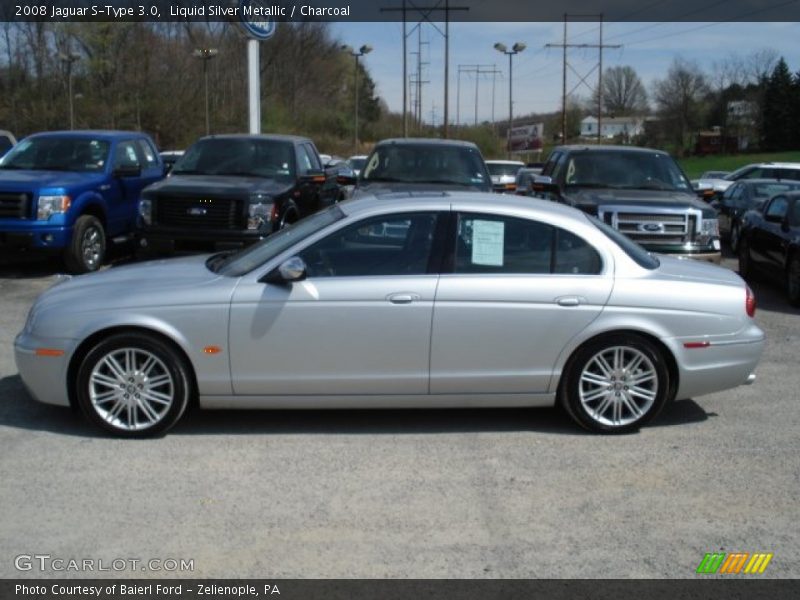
xmin=300 ymin=212 xmax=439 ymax=277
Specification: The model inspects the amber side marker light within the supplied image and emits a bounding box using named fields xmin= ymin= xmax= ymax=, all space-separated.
xmin=35 ymin=348 xmax=65 ymax=357
xmin=203 ymin=346 xmax=222 ymax=355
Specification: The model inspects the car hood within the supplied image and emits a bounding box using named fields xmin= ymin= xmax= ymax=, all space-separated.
xmin=353 ymin=181 xmax=490 ymax=196
xmin=146 ymin=174 xmax=293 ymax=197
xmin=34 ymin=254 xmax=236 ymax=316
xmin=0 ymin=169 xmax=106 ymax=190
xmin=565 ymin=188 xmax=714 ymax=215
xmin=654 ymin=255 xmax=743 ymax=286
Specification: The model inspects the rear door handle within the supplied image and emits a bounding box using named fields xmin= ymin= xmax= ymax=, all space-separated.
xmin=556 ymin=295 xmax=583 ymax=307
xmin=387 ymin=293 xmax=420 ymax=304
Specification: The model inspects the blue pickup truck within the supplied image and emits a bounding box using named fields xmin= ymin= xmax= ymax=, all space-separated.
xmin=0 ymin=130 xmax=164 ymax=273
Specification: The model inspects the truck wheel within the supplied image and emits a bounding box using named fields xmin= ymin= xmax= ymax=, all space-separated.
xmin=64 ymin=215 xmax=106 ymax=273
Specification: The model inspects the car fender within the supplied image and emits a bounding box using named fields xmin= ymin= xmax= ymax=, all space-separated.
xmin=69 ymin=189 xmax=108 ymax=226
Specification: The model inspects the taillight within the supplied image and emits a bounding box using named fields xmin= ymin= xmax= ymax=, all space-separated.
xmin=745 ymin=285 xmax=756 ymax=318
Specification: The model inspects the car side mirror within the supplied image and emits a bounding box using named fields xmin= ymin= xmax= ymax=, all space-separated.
xmin=301 ymin=169 xmax=326 ymax=184
xmin=531 ymin=174 xmax=558 ymax=194
xmin=710 ymin=200 xmax=721 ymax=211
xmin=113 ymin=164 xmax=142 ymax=178
xmin=261 ymin=256 xmax=307 ymax=285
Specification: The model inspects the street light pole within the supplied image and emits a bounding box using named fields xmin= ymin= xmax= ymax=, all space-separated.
xmin=343 ymin=44 xmax=373 ymax=153
xmin=58 ymin=52 xmax=80 ymax=130
xmin=193 ymin=48 xmax=219 ymax=136
xmin=494 ymin=42 xmax=526 ymax=159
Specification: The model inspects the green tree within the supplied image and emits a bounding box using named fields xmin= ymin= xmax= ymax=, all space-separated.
xmin=762 ymin=57 xmax=796 ymax=151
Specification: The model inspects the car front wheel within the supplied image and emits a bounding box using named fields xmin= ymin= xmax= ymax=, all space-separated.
xmin=560 ymin=334 xmax=670 ymax=433
xmin=730 ymin=222 xmax=741 ymax=253
xmin=76 ymin=333 xmax=191 ymax=437
xmin=64 ymin=215 xmax=106 ymax=274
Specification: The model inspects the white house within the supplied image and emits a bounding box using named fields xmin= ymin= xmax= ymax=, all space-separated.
xmin=580 ymin=116 xmax=644 ymax=140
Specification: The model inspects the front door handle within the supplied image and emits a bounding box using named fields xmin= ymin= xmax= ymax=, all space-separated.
xmin=387 ymin=293 xmax=420 ymax=304
xmin=556 ymin=295 xmax=583 ymax=307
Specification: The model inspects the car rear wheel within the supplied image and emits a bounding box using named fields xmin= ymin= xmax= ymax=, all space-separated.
xmin=64 ymin=215 xmax=106 ymax=274
xmin=76 ymin=333 xmax=191 ymax=437
xmin=560 ymin=335 xmax=670 ymax=433
xmin=787 ymin=253 xmax=800 ymax=307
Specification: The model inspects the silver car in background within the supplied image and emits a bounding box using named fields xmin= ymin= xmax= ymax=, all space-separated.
xmin=15 ymin=194 xmax=764 ymax=437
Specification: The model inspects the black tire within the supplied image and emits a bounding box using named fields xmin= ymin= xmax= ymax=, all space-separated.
xmin=64 ymin=215 xmax=106 ymax=274
xmin=76 ymin=332 xmax=192 ymax=437
xmin=730 ymin=222 xmax=741 ymax=253
xmin=738 ymin=237 xmax=753 ymax=280
xmin=786 ymin=252 xmax=800 ymax=307
xmin=559 ymin=334 xmax=671 ymax=434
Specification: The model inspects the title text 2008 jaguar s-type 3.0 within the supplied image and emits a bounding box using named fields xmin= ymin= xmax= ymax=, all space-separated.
xmin=15 ymin=194 xmax=765 ymax=436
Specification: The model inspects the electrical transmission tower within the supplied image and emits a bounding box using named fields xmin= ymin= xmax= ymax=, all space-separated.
xmin=545 ymin=14 xmax=621 ymax=143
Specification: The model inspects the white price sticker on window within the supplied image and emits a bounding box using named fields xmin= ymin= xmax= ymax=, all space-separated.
xmin=471 ymin=220 xmax=505 ymax=266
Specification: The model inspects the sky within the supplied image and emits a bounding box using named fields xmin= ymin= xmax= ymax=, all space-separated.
xmin=330 ymin=21 xmax=800 ymax=127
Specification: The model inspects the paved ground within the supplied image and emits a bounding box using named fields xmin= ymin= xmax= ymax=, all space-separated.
xmin=1 ymin=250 xmax=798 ymax=579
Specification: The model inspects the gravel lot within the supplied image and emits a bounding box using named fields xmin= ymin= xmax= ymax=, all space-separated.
xmin=1 ymin=249 xmax=798 ymax=579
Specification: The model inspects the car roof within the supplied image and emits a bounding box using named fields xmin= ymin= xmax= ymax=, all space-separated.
xmin=740 ymin=162 xmax=800 ymax=168
xmin=552 ymin=144 xmax=671 ymax=156
xmin=197 ymin=133 xmax=311 ymax=144
xmin=338 ymin=191 xmax=588 ymax=222
xmin=27 ymin=130 xmax=153 ymax=140
xmin=485 ymin=160 xmax=524 ymax=165
xmin=734 ymin=178 xmax=800 ymax=186
xmin=373 ymin=137 xmax=480 ymax=149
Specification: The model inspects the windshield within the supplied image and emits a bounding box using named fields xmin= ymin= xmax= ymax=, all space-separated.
xmin=0 ymin=136 xmax=109 ymax=172
xmin=172 ymin=138 xmax=296 ymax=179
xmin=487 ymin=162 xmax=524 ymax=177
xmin=348 ymin=157 xmax=366 ymax=171
xmin=589 ymin=216 xmax=660 ymax=270
xmin=361 ymin=144 xmax=489 ymax=188
xmin=212 ymin=204 xmax=345 ymax=277
xmin=564 ymin=151 xmax=693 ymax=193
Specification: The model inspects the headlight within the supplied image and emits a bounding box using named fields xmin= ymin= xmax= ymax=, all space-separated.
xmin=701 ymin=218 xmax=720 ymax=237
xmin=139 ymin=198 xmax=152 ymax=225
xmin=248 ymin=201 xmax=272 ymax=230
xmin=37 ymin=195 xmax=71 ymax=220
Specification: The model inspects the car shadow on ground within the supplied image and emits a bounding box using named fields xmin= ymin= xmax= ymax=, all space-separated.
xmin=0 ymin=374 xmax=710 ymax=439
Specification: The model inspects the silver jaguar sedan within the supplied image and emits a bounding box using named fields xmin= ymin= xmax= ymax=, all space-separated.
xmin=15 ymin=194 xmax=765 ymax=437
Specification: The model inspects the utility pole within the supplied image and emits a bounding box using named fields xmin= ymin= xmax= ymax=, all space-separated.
xmin=494 ymin=43 xmax=526 ymax=159
xmin=58 ymin=52 xmax=80 ymax=130
xmin=343 ymin=45 xmax=373 ymax=153
xmin=546 ymin=14 xmax=621 ymax=144
xmin=458 ymin=64 xmax=502 ymax=127
xmin=193 ymin=48 xmax=219 ymax=135
xmin=381 ymin=1 xmax=469 ymax=137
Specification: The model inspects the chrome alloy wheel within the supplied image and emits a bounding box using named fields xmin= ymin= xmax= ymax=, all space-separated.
xmin=81 ymin=225 xmax=103 ymax=270
xmin=88 ymin=348 xmax=175 ymax=431
xmin=579 ymin=346 xmax=658 ymax=427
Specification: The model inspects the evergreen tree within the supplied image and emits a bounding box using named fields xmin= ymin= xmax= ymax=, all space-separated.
xmin=762 ymin=58 xmax=795 ymax=150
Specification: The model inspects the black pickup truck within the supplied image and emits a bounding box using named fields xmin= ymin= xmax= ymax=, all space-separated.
xmin=533 ymin=145 xmax=721 ymax=262
xmin=137 ymin=134 xmax=343 ymax=254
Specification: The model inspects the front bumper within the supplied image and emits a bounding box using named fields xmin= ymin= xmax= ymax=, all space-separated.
xmin=138 ymin=226 xmax=269 ymax=252
xmin=14 ymin=331 xmax=76 ymax=407
xmin=0 ymin=221 xmax=72 ymax=250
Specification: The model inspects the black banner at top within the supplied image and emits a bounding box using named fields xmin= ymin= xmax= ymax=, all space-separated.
xmin=3 ymin=0 xmax=800 ymax=23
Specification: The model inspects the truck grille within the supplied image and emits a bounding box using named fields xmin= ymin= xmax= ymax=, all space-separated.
xmin=0 ymin=192 xmax=31 ymax=219
xmin=600 ymin=208 xmax=700 ymax=246
xmin=154 ymin=196 xmax=244 ymax=230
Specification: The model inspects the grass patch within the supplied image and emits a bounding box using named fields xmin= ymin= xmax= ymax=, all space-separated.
xmin=679 ymin=151 xmax=800 ymax=179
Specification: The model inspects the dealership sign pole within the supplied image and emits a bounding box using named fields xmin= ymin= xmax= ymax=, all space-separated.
xmin=240 ymin=0 xmax=277 ymax=134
